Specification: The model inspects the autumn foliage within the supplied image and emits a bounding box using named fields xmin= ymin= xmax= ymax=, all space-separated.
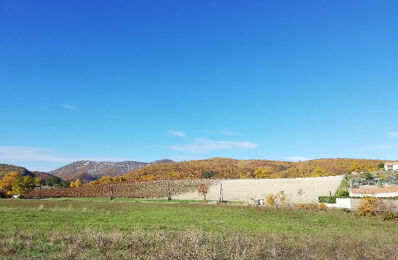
xmin=197 ymin=184 xmax=209 ymax=200
xmin=0 ymin=172 xmax=40 ymax=197
xmin=70 ymin=179 xmax=83 ymax=188
xmin=358 ymin=197 xmax=379 ymax=217
xmin=88 ymin=176 xmax=127 ymax=185
xmin=122 ymin=158 xmax=382 ymax=181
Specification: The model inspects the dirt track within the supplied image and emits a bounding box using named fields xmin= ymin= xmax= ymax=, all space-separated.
xmin=174 ymin=176 xmax=344 ymax=203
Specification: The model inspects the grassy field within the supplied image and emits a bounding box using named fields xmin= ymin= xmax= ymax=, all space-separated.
xmin=0 ymin=199 xmax=397 ymax=259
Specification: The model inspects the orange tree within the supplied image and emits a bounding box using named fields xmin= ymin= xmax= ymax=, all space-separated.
xmin=198 ymin=183 xmax=209 ymax=201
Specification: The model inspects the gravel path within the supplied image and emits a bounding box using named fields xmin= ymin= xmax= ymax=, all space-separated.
xmin=174 ymin=176 xmax=344 ymax=203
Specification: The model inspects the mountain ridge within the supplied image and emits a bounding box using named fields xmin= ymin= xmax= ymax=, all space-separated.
xmin=49 ymin=159 xmax=175 ymax=182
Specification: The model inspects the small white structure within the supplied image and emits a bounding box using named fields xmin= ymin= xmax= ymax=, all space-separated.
xmin=324 ymin=198 xmax=351 ymax=209
xmin=384 ymin=162 xmax=398 ymax=171
xmin=335 ymin=198 xmax=351 ymax=209
xmin=249 ymin=198 xmax=265 ymax=206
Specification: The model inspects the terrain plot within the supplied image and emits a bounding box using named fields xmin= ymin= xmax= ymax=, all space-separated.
xmin=0 ymin=199 xmax=397 ymax=259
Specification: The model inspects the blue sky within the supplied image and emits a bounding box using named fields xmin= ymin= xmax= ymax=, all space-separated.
xmin=1 ymin=0 xmax=398 ymax=171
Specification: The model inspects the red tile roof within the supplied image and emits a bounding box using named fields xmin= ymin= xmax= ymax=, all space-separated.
xmin=350 ymin=185 xmax=398 ymax=194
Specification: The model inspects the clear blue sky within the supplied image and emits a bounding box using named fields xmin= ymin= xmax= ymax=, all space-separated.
xmin=1 ymin=0 xmax=398 ymax=171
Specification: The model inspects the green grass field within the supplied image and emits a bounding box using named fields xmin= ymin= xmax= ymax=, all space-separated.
xmin=0 ymin=198 xmax=397 ymax=259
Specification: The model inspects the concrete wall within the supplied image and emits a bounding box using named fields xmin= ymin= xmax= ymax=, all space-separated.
xmin=175 ymin=176 xmax=344 ymax=203
xmin=336 ymin=198 xmax=351 ymax=209
xmin=327 ymin=198 xmax=398 ymax=212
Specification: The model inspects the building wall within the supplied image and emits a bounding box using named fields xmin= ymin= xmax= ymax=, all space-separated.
xmin=327 ymin=198 xmax=398 ymax=212
xmin=384 ymin=163 xmax=398 ymax=171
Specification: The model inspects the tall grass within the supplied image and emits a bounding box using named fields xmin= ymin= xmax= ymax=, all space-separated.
xmin=0 ymin=199 xmax=397 ymax=259
xmin=1 ymin=229 xmax=397 ymax=259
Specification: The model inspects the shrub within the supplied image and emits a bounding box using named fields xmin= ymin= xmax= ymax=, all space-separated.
xmin=265 ymin=194 xmax=276 ymax=206
xmin=365 ymin=172 xmax=373 ymax=180
xmin=279 ymin=165 xmax=287 ymax=171
xmin=349 ymin=162 xmax=364 ymax=173
xmin=202 ymin=171 xmax=216 ymax=179
xmin=311 ymin=167 xmax=328 ymax=177
xmin=336 ymin=190 xmax=349 ymax=198
xmin=317 ymin=203 xmax=328 ymax=211
xmin=378 ymin=163 xmax=385 ymax=169
xmin=368 ymin=167 xmax=377 ymax=172
xmin=254 ymin=168 xmax=270 ymax=178
xmin=278 ymin=192 xmax=287 ymax=206
xmin=70 ymin=179 xmax=83 ymax=188
xmin=358 ymin=197 xmax=378 ymax=217
xmin=297 ymin=203 xmax=317 ymax=210
xmin=318 ymin=196 xmax=336 ymax=204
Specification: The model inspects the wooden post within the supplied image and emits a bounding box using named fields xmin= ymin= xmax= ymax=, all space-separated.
xmin=219 ymin=183 xmax=223 ymax=202
xmin=167 ymin=181 xmax=172 ymax=201
xmin=110 ymin=186 xmax=114 ymax=200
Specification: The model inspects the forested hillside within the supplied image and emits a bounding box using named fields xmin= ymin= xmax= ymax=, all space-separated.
xmin=0 ymin=164 xmax=54 ymax=181
xmin=0 ymin=164 xmax=64 ymax=196
xmin=124 ymin=158 xmax=384 ymax=181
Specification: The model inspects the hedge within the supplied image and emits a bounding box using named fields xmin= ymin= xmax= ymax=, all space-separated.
xmin=318 ymin=196 xmax=336 ymax=204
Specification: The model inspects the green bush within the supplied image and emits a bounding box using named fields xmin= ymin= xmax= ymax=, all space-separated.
xmin=336 ymin=190 xmax=349 ymax=198
xmin=365 ymin=172 xmax=373 ymax=180
xmin=318 ymin=196 xmax=336 ymax=204
xmin=202 ymin=171 xmax=216 ymax=179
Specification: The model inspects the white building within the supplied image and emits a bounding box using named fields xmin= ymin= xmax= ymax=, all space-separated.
xmin=384 ymin=162 xmax=398 ymax=171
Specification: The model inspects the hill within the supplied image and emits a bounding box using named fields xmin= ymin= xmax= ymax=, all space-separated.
xmin=276 ymin=158 xmax=383 ymax=177
xmin=124 ymin=157 xmax=384 ymax=180
xmin=50 ymin=160 xmax=174 ymax=182
xmin=0 ymin=164 xmax=57 ymax=181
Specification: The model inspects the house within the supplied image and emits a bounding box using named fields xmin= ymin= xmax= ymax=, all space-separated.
xmin=349 ymin=185 xmax=398 ymax=198
xmin=384 ymin=162 xmax=398 ymax=171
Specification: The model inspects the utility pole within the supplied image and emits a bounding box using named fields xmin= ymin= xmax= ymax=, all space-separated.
xmin=219 ymin=183 xmax=223 ymax=202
